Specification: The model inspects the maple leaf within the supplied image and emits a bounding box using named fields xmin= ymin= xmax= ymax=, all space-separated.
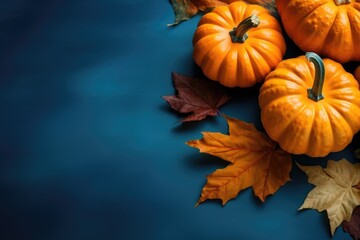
xmin=168 ymin=0 xmax=276 ymax=26
xmin=297 ymin=159 xmax=360 ymax=236
xmin=186 ymin=115 xmax=292 ymax=205
xmin=163 ymin=72 xmax=230 ymax=122
xmin=343 ymin=205 xmax=360 ymax=240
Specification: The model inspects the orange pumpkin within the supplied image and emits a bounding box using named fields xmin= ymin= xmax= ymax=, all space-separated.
xmin=193 ymin=1 xmax=286 ymax=88
xmin=276 ymin=0 xmax=360 ymax=63
xmin=259 ymin=52 xmax=360 ymax=157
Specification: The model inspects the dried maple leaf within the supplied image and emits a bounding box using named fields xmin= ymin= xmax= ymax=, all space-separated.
xmin=186 ymin=115 xmax=292 ymax=205
xmin=343 ymin=205 xmax=360 ymax=240
xmin=168 ymin=0 xmax=276 ymax=26
xmin=163 ymin=72 xmax=230 ymax=122
xmin=297 ymin=159 xmax=360 ymax=236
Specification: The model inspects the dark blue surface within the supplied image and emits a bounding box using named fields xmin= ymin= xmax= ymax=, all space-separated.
xmin=0 ymin=1 xmax=357 ymax=239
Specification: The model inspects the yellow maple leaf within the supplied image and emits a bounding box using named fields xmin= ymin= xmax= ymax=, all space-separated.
xmin=297 ymin=159 xmax=360 ymax=236
xmin=186 ymin=115 xmax=292 ymax=205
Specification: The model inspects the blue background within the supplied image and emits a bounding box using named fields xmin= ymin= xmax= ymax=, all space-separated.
xmin=0 ymin=0 xmax=358 ymax=239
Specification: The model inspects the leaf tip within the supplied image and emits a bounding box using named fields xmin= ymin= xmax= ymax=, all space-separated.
xmin=259 ymin=196 xmax=266 ymax=203
xmin=195 ymin=198 xmax=206 ymax=207
xmin=185 ymin=140 xmax=196 ymax=147
xmin=162 ymin=95 xmax=170 ymax=102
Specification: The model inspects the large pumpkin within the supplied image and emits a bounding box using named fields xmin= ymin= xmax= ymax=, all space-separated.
xmin=259 ymin=52 xmax=360 ymax=157
xmin=193 ymin=1 xmax=286 ymax=87
xmin=276 ymin=0 xmax=360 ymax=63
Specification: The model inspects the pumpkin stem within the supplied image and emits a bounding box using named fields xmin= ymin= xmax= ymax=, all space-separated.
xmin=229 ymin=15 xmax=260 ymax=43
xmin=333 ymin=0 xmax=351 ymax=5
xmin=306 ymin=52 xmax=325 ymax=102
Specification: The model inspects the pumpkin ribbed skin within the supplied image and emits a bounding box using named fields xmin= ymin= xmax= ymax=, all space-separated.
xmin=276 ymin=0 xmax=360 ymax=63
xmin=193 ymin=1 xmax=286 ymax=88
xmin=259 ymin=56 xmax=360 ymax=157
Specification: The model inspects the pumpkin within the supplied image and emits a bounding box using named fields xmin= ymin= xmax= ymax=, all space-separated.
xmin=276 ymin=0 xmax=360 ymax=63
xmin=192 ymin=1 xmax=286 ymax=88
xmin=355 ymin=66 xmax=360 ymax=83
xmin=259 ymin=52 xmax=360 ymax=157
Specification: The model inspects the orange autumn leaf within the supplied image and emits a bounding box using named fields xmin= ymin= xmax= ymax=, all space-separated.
xmin=187 ymin=115 xmax=292 ymax=205
xmin=168 ymin=0 xmax=276 ymax=26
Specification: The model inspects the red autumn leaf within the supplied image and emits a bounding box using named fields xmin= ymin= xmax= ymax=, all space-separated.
xmin=343 ymin=205 xmax=360 ymax=240
xmin=163 ymin=72 xmax=230 ymax=122
xmin=187 ymin=115 xmax=292 ymax=205
xmin=168 ymin=0 xmax=276 ymax=26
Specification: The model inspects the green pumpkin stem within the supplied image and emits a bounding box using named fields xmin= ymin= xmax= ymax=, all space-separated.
xmin=306 ymin=52 xmax=325 ymax=102
xmin=334 ymin=0 xmax=351 ymax=6
xmin=230 ymin=15 xmax=260 ymax=43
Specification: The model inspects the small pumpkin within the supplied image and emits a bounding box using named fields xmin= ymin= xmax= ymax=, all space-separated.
xmin=193 ymin=1 xmax=286 ymax=88
xmin=276 ymin=0 xmax=360 ymax=63
xmin=259 ymin=52 xmax=360 ymax=157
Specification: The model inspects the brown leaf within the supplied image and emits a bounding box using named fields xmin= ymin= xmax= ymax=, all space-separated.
xmin=186 ymin=115 xmax=292 ymax=205
xmin=163 ymin=72 xmax=230 ymax=122
xmin=297 ymin=159 xmax=360 ymax=236
xmin=168 ymin=0 xmax=276 ymax=26
xmin=343 ymin=205 xmax=360 ymax=240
